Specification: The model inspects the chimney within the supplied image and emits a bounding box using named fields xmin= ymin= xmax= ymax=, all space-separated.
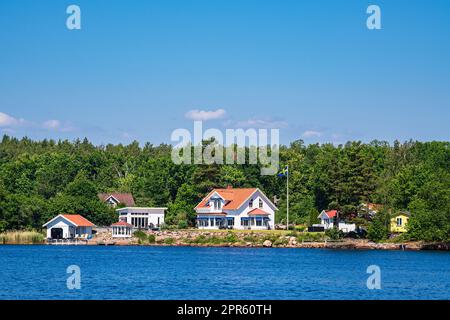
xmin=227 ymin=185 xmax=233 ymax=189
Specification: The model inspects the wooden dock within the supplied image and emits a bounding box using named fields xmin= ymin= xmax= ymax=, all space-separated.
xmin=46 ymin=239 xmax=89 ymax=245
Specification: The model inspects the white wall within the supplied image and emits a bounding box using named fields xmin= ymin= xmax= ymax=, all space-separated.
xmin=45 ymin=216 xmax=75 ymax=239
xmin=116 ymin=207 xmax=166 ymax=228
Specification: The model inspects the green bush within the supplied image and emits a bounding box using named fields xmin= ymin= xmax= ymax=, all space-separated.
xmin=177 ymin=220 xmax=188 ymax=229
xmin=295 ymin=225 xmax=306 ymax=232
xmin=325 ymin=228 xmax=343 ymax=240
xmin=262 ymin=234 xmax=279 ymax=243
xmin=367 ymin=213 xmax=389 ymax=242
xmin=163 ymin=237 xmax=175 ymax=245
xmin=273 ymin=237 xmax=289 ymax=246
xmin=286 ymin=230 xmax=298 ymax=237
xmin=133 ymin=230 xmax=148 ymax=243
xmin=225 ymin=232 xmax=238 ymax=243
xmin=147 ymin=234 xmax=156 ymax=243
xmin=243 ymin=235 xmax=257 ymax=243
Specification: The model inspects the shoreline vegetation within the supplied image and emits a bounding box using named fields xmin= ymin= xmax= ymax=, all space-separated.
xmin=0 ymin=137 xmax=448 ymax=244
xmin=0 ymin=230 xmax=45 ymax=244
xmin=1 ymin=229 xmax=448 ymax=250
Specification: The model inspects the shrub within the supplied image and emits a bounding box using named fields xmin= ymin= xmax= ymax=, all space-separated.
xmin=163 ymin=237 xmax=175 ymax=245
xmin=325 ymin=228 xmax=343 ymax=240
xmin=262 ymin=234 xmax=279 ymax=243
xmin=225 ymin=232 xmax=238 ymax=243
xmin=367 ymin=216 xmax=389 ymax=242
xmin=177 ymin=220 xmax=188 ymax=229
xmin=133 ymin=230 xmax=148 ymax=243
xmin=147 ymin=234 xmax=156 ymax=243
xmin=286 ymin=230 xmax=298 ymax=237
xmin=273 ymin=237 xmax=289 ymax=246
xmin=243 ymin=235 xmax=257 ymax=243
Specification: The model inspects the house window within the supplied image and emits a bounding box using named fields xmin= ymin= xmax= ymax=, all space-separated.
xmin=259 ymin=199 xmax=263 ymax=208
xmin=241 ymin=219 xmax=249 ymax=226
xmin=397 ymin=218 xmax=402 ymax=227
xmin=256 ymin=218 xmax=262 ymax=226
xmin=213 ymin=199 xmax=222 ymax=210
xmin=249 ymin=199 xmax=253 ymax=208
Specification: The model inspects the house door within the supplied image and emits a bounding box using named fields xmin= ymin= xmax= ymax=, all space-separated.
xmin=51 ymin=228 xmax=63 ymax=239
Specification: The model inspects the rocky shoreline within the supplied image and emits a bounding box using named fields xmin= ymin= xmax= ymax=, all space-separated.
xmin=90 ymin=229 xmax=449 ymax=251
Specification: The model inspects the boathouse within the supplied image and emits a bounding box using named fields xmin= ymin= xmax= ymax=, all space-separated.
xmin=43 ymin=214 xmax=95 ymax=240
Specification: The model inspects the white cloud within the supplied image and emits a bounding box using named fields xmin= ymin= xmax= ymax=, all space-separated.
xmin=0 ymin=112 xmax=24 ymax=127
xmin=185 ymin=109 xmax=226 ymax=121
xmin=42 ymin=120 xmax=61 ymax=130
xmin=227 ymin=118 xmax=288 ymax=129
xmin=42 ymin=119 xmax=75 ymax=132
xmin=0 ymin=111 xmax=75 ymax=133
xmin=302 ymin=130 xmax=323 ymax=138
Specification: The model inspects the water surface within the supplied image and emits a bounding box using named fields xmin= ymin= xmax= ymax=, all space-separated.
xmin=0 ymin=245 xmax=448 ymax=299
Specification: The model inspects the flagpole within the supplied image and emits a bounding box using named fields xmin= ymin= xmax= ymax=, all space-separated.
xmin=286 ymin=164 xmax=289 ymax=230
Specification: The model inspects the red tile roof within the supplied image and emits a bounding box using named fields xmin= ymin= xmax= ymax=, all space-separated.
xmin=195 ymin=188 xmax=258 ymax=210
xmin=111 ymin=221 xmax=133 ymax=227
xmin=98 ymin=193 xmax=135 ymax=206
xmin=248 ymin=208 xmax=270 ymax=216
xmin=325 ymin=210 xmax=338 ymax=218
xmin=196 ymin=212 xmax=227 ymax=216
xmin=62 ymin=214 xmax=95 ymax=227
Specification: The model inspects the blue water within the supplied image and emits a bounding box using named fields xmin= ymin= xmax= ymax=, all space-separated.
xmin=0 ymin=245 xmax=449 ymax=300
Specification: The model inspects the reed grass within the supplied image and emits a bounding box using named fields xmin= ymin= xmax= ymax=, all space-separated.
xmin=0 ymin=230 xmax=46 ymax=244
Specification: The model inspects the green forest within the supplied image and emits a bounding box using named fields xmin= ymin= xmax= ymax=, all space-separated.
xmin=0 ymin=135 xmax=448 ymax=241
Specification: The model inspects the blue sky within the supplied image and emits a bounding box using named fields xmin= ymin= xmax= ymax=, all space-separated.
xmin=0 ymin=0 xmax=449 ymax=145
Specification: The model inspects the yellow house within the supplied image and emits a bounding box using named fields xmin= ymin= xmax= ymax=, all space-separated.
xmin=390 ymin=212 xmax=410 ymax=233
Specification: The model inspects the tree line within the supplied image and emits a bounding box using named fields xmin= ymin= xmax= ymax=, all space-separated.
xmin=0 ymin=135 xmax=448 ymax=241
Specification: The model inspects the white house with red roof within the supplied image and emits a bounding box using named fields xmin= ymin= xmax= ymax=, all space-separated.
xmin=43 ymin=214 xmax=96 ymax=239
xmin=316 ymin=210 xmax=356 ymax=233
xmin=195 ymin=186 xmax=277 ymax=230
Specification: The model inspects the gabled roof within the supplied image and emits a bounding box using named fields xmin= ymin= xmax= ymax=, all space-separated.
xmin=318 ymin=210 xmax=338 ymax=219
xmin=98 ymin=193 xmax=135 ymax=206
xmin=326 ymin=210 xmax=338 ymax=218
xmin=43 ymin=214 xmax=95 ymax=227
xmin=195 ymin=187 xmax=277 ymax=211
xmin=392 ymin=211 xmax=411 ymax=218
